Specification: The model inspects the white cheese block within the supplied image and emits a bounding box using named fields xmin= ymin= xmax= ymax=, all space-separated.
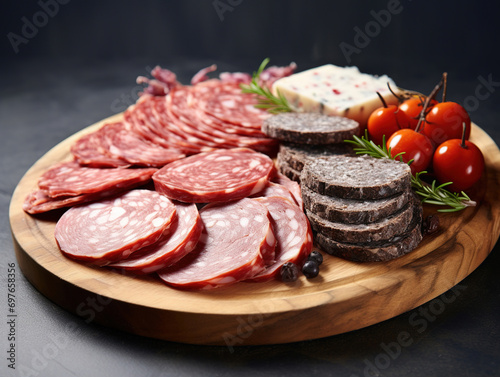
xmin=272 ymin=64 xmax=399 ymax=127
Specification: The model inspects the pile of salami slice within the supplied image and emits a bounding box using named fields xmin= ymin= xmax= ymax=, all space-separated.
xmin=21 ymin=63 xmax=320 ymax=289
xmin=51 ymin=148 xmax=312 ymax=289
xmin=23 ymin=63 xmax=296 ymax=215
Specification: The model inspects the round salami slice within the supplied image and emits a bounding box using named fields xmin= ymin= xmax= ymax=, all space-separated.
xmin=158 ymin=198 xmax=275 ymax=290
xmin=262 ymin=112 xmax=359 ymax=145
xmin=37 ymin=161 xmax=157 ymax=198
xmin=153 ymin=148 xmax=275 ymax=203
xmin=196 ymin=82 xmax=270 ymax=128
xmin=71 ymin=128 xmax=130 ymax=168
xmin=250 ymin=182 xmax=297 ymax=205
xmin=271 ymin=172 xmax=304 ymax=210
xmin=55 ymin=190 xmax=177 ymax=265
xmin=109 ymin=202 xmax=202 ymax=273
xmin=191 ymin=81 xmax=270 ymax=135
xmin=248 ymin=197 xmax=313 ymax=282
xmin=100 ymin=122 xmax=185 ymax=167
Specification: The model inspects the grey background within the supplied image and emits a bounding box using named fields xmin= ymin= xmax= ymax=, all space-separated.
xmin=1 ymin=1 xmax=499 ymax=376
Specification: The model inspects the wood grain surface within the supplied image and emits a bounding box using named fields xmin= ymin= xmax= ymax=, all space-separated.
xmin=9 ymin=116 xmax=500 ymax=346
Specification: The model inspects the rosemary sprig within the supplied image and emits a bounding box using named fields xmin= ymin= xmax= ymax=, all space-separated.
xmin=240 ymin=58 xmax=293 ymax=114
xmin=411 ymin=172 xmax=475 ymax=212
xmin=345 ymin=132 xmax=475 ymax=212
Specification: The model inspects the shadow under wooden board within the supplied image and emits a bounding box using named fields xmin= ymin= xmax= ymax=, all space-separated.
xmin=9 ymin=114 xmax=500 ymax=346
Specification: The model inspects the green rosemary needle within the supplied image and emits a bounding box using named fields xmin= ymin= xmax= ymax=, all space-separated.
xmin=240 ymin=58 xmax=293 ymax=114
xmin=345 ymin=131 xmax=475 ymax=212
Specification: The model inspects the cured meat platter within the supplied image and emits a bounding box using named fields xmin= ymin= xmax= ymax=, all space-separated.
xmin=9 ymin=111 xmax=500 ymax=345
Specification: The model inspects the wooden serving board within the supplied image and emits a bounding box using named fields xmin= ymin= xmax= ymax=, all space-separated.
xmin=9 ymin=116 xmax=500 ymax=346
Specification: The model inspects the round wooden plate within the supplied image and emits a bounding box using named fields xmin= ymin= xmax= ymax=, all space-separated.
xmin=9 ymin=116 xmax=500 ymax=346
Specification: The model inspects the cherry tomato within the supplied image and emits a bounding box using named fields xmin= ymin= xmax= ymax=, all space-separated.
xmin=367 ymin=105 xmax=410 ymax=146
xmin=399 ymin=97 xmax=438 ymax=129
xmin=422 ymin=102 xmax=471 ymax=146
xmin=432 ymin=139 xmax=485 ymax=192
xmin=386 ymin=129 xmax=434 ymax=175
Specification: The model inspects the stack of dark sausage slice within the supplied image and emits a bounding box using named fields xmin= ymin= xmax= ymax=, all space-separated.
xmin=262 ymin=112 xmax=424 ymax=262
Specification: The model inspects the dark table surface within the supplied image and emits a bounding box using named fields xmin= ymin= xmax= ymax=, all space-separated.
xmin=2 ymin=54 xmax=500 ymax=377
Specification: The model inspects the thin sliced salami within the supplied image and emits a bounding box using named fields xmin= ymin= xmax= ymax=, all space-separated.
xmin=55 ymin=190 xmax=177 ymax=265
xmin=195 ymin=82 xmax=270 ymax=128
xmin=271 ymin=172 xmax=304 ymax=210
xmin=71 ymin=128 xmax=130 ymax=168
xmin=251 ymin=181 xmax=297 ymax=205
xmin=109 ymin=202 xmax=202 ymax=273
xmin=157 ymin=198 xmax=275 ymax=290
xmin=38 ymin=161 xmax=157 ymax=198
xmin=153 ymin=148 xmax=275 ymax=203
xmin=23 ymin=177 xmax=148 ymax=214
xmin=248 ymin=197 xmax=313 ymax=282
xmin=100 ymin=122 xmax=185 ymax=167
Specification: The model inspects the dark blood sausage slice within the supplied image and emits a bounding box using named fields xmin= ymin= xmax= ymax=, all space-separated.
xmin=262 ymin=113 xmax=359 ymax=145
xmin=157 ymin=198 xmax=276 ymax=290
xmin=301 ymin=155 xmax=412 ymax=200
xmin=109 ymin=202 xmax=203 ymax=273
xmin=276 ymin=157 xmax=302 ymax=183
xmin=278 ymin=142 xmax=355 ymax=173
xmin=315 ymin=200 xmax=423 ymax=262
xmin=100 ymin=122 xmax=185 ymax=167
xmin=153 ymin=148 xmax=275 ymax=203
xmin=302 ymin=186 xmax=413 ymax=224
xmin=37 ymin=161 xmax=157 ymax=198
xmin=306 ymin=197 xmax=416 ymax=244
xmin=55 ymin=190 xmax=177 ymax=266
xmin=248 ymin=197 xmax=313 ymax=282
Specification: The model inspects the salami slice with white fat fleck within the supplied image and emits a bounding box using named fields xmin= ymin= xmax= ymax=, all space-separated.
xmin=248 ymin=197 xmax=313 ymax=282
xmin=271 ymin=172 xmax=304 ymax=210
xmin=55 ymin=190 xmax=177 ymax=265
xmin=157 ymin=198 xmax=275 ymax=290
xmin=71 ymin=128 xmax=130 ymax=168
xmin=100 ymin=122 xmax=185 ymax=167
xmin=109 ymin=202 xmax=202 ymax=273
xmin=153 ymin=148 xmax=275 ymax=203
xmin=38 ymin=161 xmax=157 ymax=198
xmin=250 ymin=182 xmax=297 ymax=205
xmin=194 ymin=81 xmax=270 ymax=128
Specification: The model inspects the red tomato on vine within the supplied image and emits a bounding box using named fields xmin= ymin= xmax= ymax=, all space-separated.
xmin=399 ymin=97 xmax=438 ymax=129
xmin=367 ymin=93 xmax=410 ymax=146
xmin=422 ymin=102 xmax=471 ymax=146
xmin=386 ymin=128 xmax=434 ymax=175
xmin=432 ymin=126 xmax=484 ymax=192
